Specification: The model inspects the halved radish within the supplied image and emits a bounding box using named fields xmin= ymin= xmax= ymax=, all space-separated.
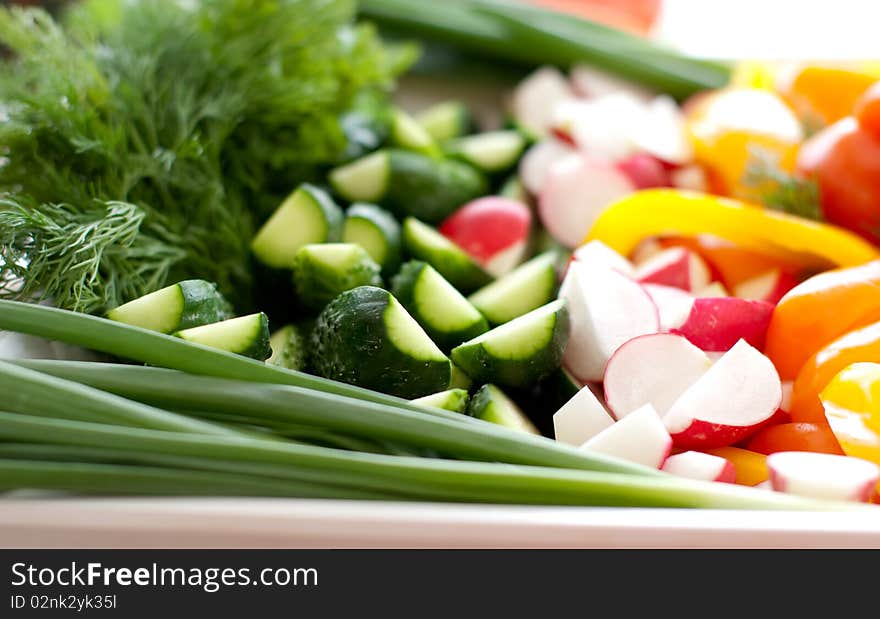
xmin=438 ymin=197 xmax=532 ymax=278
xmin=631 ymin=95 xmax=693 ymax=166
xmin=581 ymin=403 xmax=672 ymax=469
xmin=603 ymin=332 xmax=713 ymax=420
xmin=630 ymin=237 xmax=665 ymax=264
xmin=733 ymin=269 xmax=799 ymax=305
xmin=510 ymin=66 xmax=576 ymax=137
xmin=518 ymin=138 xmax=577 ymax=196
xmin=560 ymin=262 xmax=660 ymax=382
xmin=538 ymin=154 xmax=635 ymax=249
xmin=641 ymin=284 xmax=696 ymax=331
xmin=552 ymin=385 xmax=615 ymax=446
xmin=670 ymin=297 xmax=775 ymax=352
xmin=569 ymin=64 xmax=655 ymax=103
xmin=571 ymin=240 xmax=634 ymax=277
xmin=664 ymin=339 xmax=783 ymax=449
xmin=616 ymin=153 xmax=671 ymax=189
xmin=694 ymin=282 xmax=730 ymax=298
xmin=567 ymin=93 xmax=646 ymax=162
xmin=661 ymin=450 xmax=736 ymax=483
xmin=634 ymin=247 xmax=711 ymax=292
xmin=767 ymin=451 xmax=880 ymax=502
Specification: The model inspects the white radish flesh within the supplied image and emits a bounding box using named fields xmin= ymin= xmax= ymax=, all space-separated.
xmin=634 ymin=247 xmax=711 ymax=292
xmin=733 ymin=269 xmax=799 ymax=305
xmin=631 ymin=95 xmax=693 ymax=166
xmin=603 ymin=332 xmax=713 ymax=420
xmin=581 ymin=403 xmax=672 ymax=469
xmin=518 ymin=138 xmax=577 ymax=196
xmin=641 ymin=284 xmax=696 ymax=332
xmin=767 ymin=451 xmax=880 ymax=503
xmin=511 ymin=66 xmax=576 ymax=137
xmin=571 ymin=240 xmax=634 ymax=277
xmin=552 ymin=386 xmax=615 ymax=446
xmin=661 ymin=450 xmax=736 ymax=483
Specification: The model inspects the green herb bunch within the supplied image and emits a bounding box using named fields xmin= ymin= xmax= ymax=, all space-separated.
xmin=0 ymin=0 xmax=415 ymax=314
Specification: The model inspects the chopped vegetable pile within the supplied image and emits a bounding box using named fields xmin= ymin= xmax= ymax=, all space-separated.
xmin=1 ymin=0 xmax=880 ymax=509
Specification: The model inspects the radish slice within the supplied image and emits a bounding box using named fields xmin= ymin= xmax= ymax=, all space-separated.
xmin=616 ymin=153 xmax=671 ymax=189
xmin=438 ymin=197 xmax=532 ymax=278
xmin=767 ymin=451 xmax=880 ymax=503
xmin=733 ymin=269 xmax=799 ymax=305
xmin=552 ymin=385 xmax=615 ymax=446
xmin=569 ymin=64 xmax=655 ymax=103
xmin=631 ymin=95 xmax=693 ymax=166
xmin=670 ymin=297 xmax=774 ymax=352
xmin=538 ymin=154 xmax=635 ymax=249
xmin=603 ymin=332 xmax=713 ymax=420
xmin=571 ymin=240 xmax=634 ymax=277
xmin=661 ymin=451 xmax=736 ymax=483
xmin=560 ymin=261 xmax=660 ymax=382
xmin=511 ymin=66 xmax=576 ymax=137
xmin=518 ymin=138 xmax=577 ymax=196
xmin=641 ymin=284 xmax=696 ymax=332
xmin=694 ymin=282 xmax=730 ymax=298
xmin=634 ymin=247 xmax=711 ymax=292
xmin=581 ymin=403 xmax=672 ymax=469
xmin=568 ymin=94 xmax=646 ymax=162
xmin=630 ymin=237 xmax=665 ymax=265
xmin=664 ymin=339 xmax=782 ymax=449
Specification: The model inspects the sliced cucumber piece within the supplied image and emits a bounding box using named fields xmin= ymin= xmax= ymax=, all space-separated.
xmin=391 ymin=260 xmax=489 ymax=351
xmin=251 ymin=183 xmax=344 ymax=269
xmin=411 ymin=388 xmax=470 ymax=414
xmin=468 ymin=250 xmax=560 ymax=325
xmin=329 ymin=150 xmax=391 ymax=204
xmin=175 ymin=313 xmax=271 ymax=361
xmin=402 ymin=217 xmax=492 ymax=293
xmin=509 ymin=367 xmax=582 ymax=438
xmin=342 ymin=203 xmax=402 ymax=276
xmin=310 ymin=286 xmax=452 ymax=398
xmin=267 ymin=324 xmax=308 ymax=371
xmin=106 ymin=279 xmax=232 ymax=334
xmin=414 ymin=101 xmax=474 ymax=142
xmin=292 ymin=243 xmax=383 ymax=312
xmin=329 ymin=149 xmax=488 ymax=224
xmin=390 ymin=107 xmax=439 ymax=156
xmin=451 ymin=299 xmax=569 ymax=387
xmin=450 ymin=363 xmax=473 ymax=391
xmin=468 ymin=384 xmax=540 ymax=435
xmin=499 ymin=174 xmax=529 ymax=202
xmin=444 ymin=130 xmax=528 ymax=174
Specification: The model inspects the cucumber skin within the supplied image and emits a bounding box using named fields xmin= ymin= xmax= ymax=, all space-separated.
xmin=177 ymin=280 xmax=234 ymax=331
xmin=291 ymin=245 xmax=383 ymax=312
xmin=242 ymin=313 xmax=273 ymax=362
xmin=391 ymin=260 xmax=489 ymax=352
xmin=450 ymin=304 xmax=570 ymax=388
xmin=385 ymin=149 xmax=488 ymax=224
xmin=267 ymin=324 xmax=309 ymax=372
xmin=344 ymin=203 xmax=403 ymax=276
xmin=401 ymin=218 xmax=493 ymax=294
xmin=310 ymin=286 xmax=452 ymax=399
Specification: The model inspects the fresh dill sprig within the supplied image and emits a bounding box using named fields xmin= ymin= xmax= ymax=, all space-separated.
xmin=0 ymin=0 xmax=416 ymax=314
xmin=741 ymin=145 xmax=822 ymax=221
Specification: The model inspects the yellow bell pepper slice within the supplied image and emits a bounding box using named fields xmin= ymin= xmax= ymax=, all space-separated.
xmin=705 ymin=447 xmax=768 ymax=486
xmin=585 ymin=189 xmax=880 ymax=270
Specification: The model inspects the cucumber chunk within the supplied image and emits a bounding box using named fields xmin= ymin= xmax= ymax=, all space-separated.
xmin=292 ymin=243 xmax=383 ymax=312
xmin=391 ymin=260 xmax=489 ymax=351
xmin=251 ymin=183 xmax=344 ymax=269
xmin=450 ymin=363 xmax=474 ymax=391
xmin=468 ymin=384 xmax=540 ymax=435
xmin=468 ymin=250 xmax=561 ymax=325
xmin=106 ymin=279 xmax=232 ymax=334
xmin=175 ymin=313 xmax=271 ymax=361
xmin=411 ymin=388 xmax=470 ymax=414
xmin=499 ymin=174 xmax=529 ymax=202
xmin=451 ymin=299 xmax=569 ymax=387
xmin=402 ymin=217 xmax=492 ymax=293
xmin=390 ymin=107 xmax=439 ymax=155
xmin=310 ymin=286 xmax=452 ymax=398
xmin=508 ymin=367 xmax=582 ymax=438
xmin=267 ymin=324 xmax=308 ymax=371
xmin=414 ymin=101 xmax=475 ymax=142
xmin=329 ymin=149 xmax=488 ymax=224
xmin=342 ymin=203 xmax=402 ymax=276
xmin=444 ymin=130 xmax=528 ymax=174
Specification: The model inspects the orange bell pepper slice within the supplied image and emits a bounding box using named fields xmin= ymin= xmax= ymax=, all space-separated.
xmin=763 ymin=260 xmax=880 ymax=380
xmin=585 ymin=189 xmax=880 ymax=274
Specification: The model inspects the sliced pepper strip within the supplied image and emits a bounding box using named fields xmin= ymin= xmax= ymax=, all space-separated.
xmin=585 ymin=189 xmax=880 ymax=270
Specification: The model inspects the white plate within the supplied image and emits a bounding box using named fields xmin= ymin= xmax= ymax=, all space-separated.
xmin=1 ymin=497 xmax=879 ymax=549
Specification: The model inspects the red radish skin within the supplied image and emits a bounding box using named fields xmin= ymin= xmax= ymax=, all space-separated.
xmin=641 ymin=284 xmax=695 ymax=331
xmin=560 ymin=261 xmax=660 ymax=382
xmin=552 ymin=385 xmax=615 ymax=446
xmin=616 ymin=153 xmax=671 ymax=189
xmin=581 ymin=403 xmax=673 ymax=469
xmin=439 ymin=197 xmax=531 ymax=264
xmin=661 ymin=450 xmax=736 ymax=483
xmin=539 ymin=154 xmax=635 ymax=248
xmin=733 ymin=269 xmax=799 ymax=305
xmin=767 ymin=451 xmax=880 ymax=502
xmin=670 ymin=297 xmax=775 ymax=352
xmin=518 ymin=138 xmax=577 ymax=196
xmin=603 ymin=332 xmax=712 ymax=421
xmin=634 ymin=247 xmax=711 ymax=292
xmin=664 ymin=339 xmax=782 ymax=450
